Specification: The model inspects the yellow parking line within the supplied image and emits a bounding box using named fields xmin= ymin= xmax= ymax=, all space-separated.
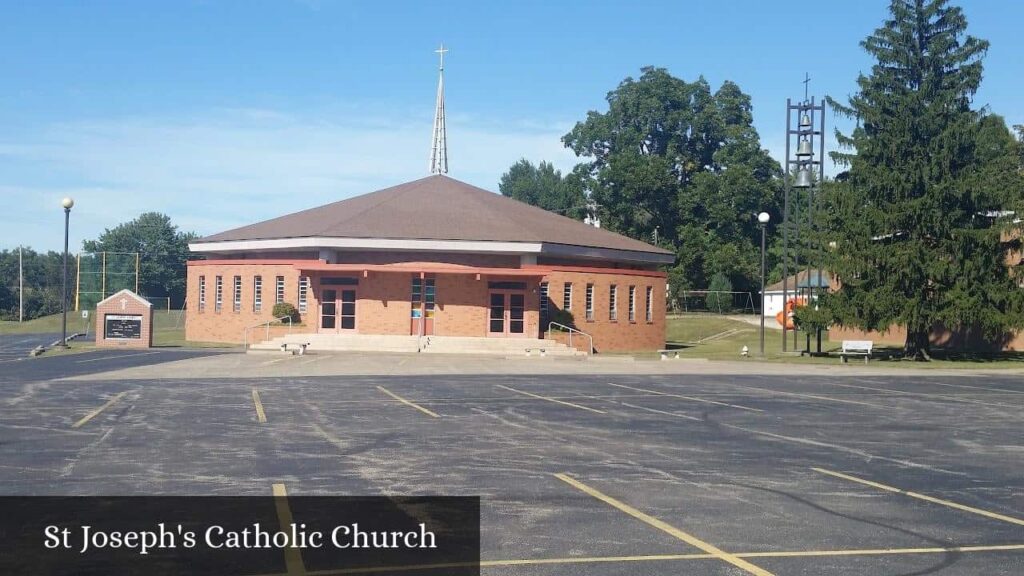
xmin=252 ymin=388 xmax=268 ymax=423
xmin=813 ymin=468 xmax=1024 ymax=526
xmin=608 ymin=382 xmax=763 ymax=412
xmin=496 ymin=385 xmax=606 ymax=414
xmin=243 ymin=542 xmax=1024 ymax=576
xmin=72 ymin=391 xmax=127 ymax=428
xmin=272 ymin=484 xmax=307 ymax=575
xmin=554 ymin=473 xmax=775 ymax=576
xmin=377 ymin=386 xmax=440 ymax=418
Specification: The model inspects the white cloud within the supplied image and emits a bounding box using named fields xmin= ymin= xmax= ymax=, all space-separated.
xmin=0 ymin=110 xmax=581 ymax=251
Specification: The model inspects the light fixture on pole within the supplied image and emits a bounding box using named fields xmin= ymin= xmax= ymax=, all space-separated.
xmin=758 ymin=211 xmax=770 ymax=356
xmin=60 ymin=197 xmax=74 ymax=348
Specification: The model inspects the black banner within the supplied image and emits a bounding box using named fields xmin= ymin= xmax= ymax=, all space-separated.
xmin=104 ymin=315 xmax=142 ymax=340
xmin=0 ymin=496 xmax=480 ymax=576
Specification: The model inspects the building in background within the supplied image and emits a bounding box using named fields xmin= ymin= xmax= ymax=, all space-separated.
xmin=186 ymin=175 xmax=672 ymax=352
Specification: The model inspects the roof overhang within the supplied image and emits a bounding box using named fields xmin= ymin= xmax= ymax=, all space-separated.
xmin=295 ymin=262 xmax=545 ymax=277
xmin=189 ymin=236 xmax=673 ymax=265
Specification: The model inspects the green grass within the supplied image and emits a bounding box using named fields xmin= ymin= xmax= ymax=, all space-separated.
xmin=664 ymin=314 xmax=1024 ymax=368
xmin=0 ymin=311 xmax=227 ymax=349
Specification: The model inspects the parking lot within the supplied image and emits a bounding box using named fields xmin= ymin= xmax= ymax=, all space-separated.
xmin=1 ymin=351 xmax=1022 ymax=575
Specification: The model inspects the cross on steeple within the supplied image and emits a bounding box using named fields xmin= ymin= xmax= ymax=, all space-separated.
xmin=803 ymin=72 xmax=812 ymax=102
xmin=429 ymin=43 xmax=448 ymax=175
xmin=435 ymin=43 xmax=448 ymax=71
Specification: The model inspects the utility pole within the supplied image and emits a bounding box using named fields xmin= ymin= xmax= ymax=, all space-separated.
xmin=18 ymin=247 xmax=23 ymax=323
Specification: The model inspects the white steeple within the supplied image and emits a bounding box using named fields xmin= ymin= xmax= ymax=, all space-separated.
xmin=429 ymin=43 xmax=448 ymax=175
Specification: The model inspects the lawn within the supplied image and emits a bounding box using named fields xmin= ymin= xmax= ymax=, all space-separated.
xmin=664 ymin=313 xmax=1024 ymax=368
xmin=0 ymin=311 xmax=226 ymax=348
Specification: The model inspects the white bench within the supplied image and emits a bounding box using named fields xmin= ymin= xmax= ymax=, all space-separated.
xmin=525 ymin=347 xmax=547 ymax=357
xmin=280 ymin=342 xmax=310 ymax=355
xmin=840 ymin=340 xmax=873 ymax=363
xmin=659 ymin=349 xmax=680 ymax=360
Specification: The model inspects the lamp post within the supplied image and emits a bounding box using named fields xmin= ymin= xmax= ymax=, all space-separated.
xmin=60 ymin=197 xmax=74 ymax=348
xmin=758 ymin=212 xmax=770 ymax=356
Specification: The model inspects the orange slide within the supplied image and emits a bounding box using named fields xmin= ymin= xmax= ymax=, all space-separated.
xmin=775 ymin=298 xmax=806 ymax=329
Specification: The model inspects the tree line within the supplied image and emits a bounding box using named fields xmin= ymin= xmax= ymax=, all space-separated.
xmin=500 ymin=0 xmax=1024 ymax=358
xmin=0 ymin=213 xmax=195 ymax=321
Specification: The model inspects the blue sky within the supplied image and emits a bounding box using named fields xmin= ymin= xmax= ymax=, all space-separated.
xmin=2 ymin=0 xmax=1021 ymax=251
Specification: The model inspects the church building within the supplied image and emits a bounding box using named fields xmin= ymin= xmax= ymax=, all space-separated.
xmin=184 ymin=47 xmax=672 ymax=353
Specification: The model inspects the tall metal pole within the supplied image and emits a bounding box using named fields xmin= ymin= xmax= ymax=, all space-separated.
xmin=760 ymin=223 xmax=767 ymax=356
xmin=18 ymin=247 xmax=23 ymax=323
xmin=61 ymin=205 xmax=71 ymax=348
xmin=781 ymin=99 xmax=791 ymax=352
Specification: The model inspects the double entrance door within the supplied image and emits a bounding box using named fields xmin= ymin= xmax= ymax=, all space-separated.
xmin=488 ymin=291 xmax=525 ymax=337
xmin=320 ymin=288 xmax=356 ymax=332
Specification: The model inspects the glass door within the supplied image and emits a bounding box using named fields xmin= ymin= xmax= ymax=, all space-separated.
xmin=488 ymin=293 xmax=506 ymax=335
xmin=339 ymin=289 xmax=356 ymax=331
xmin=320 ymin=289 xmax=337 ymax=330
xmin=488 ymin=291 xmax=527 ymax=336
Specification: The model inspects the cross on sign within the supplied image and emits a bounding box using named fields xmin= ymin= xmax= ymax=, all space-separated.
xmin=120 ymin=297 xmax=127 ymax=311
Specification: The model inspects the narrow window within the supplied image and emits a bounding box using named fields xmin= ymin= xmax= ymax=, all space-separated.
xmin=233 ymin=275 xmax=242 ymax=312
xmin=540 ymin=282 xmax=549 ymax=324
xmin=646 ymin=286 xmax=654 ymax=322
xmin=411 ymin=276 xmax=422 ymax=318
xmin=215 ymin=276 xmax=223 ymax=312
xmin=585 ymin=283 xmax=594 ymax=321
xmin=628 ymin=286 xmax=636 ymax=322
xmin=275 ymin=276 xmax=285 ymax=304
xmin=298 ymin=277 xmax=309 ymax=314
xmin=609 ymin=284 xmax=617 ymax=321
xmin=425 ymin=278 xmax=436 ymax=319
xmin=253 ymin=275 xmax=263 ymax=313
xmin=563 ymin=282 xmax=572 ymax=311
xmin=198 ymin=275 xmax=206 ymax=312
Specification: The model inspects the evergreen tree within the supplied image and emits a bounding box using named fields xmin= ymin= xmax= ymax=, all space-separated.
xmin=823 ymin=0 xmax=1024 ymax=359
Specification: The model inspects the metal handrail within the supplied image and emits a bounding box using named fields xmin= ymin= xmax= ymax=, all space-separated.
xmin=546 ymin=321 xmax=594 ymax=355
xmin=242 ymin=315 xmax=293 ymax=350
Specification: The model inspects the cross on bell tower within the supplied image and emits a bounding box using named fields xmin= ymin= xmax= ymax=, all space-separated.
xmin=429 ymin=43 xmax=448 ymax=175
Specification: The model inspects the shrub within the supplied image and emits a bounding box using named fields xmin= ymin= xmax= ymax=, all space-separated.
xmin=272 ymin=302 xmax=300 ymax=324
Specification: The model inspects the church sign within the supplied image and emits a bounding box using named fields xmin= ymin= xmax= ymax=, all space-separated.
xmin=94 ymin=289 xmax=153 ymax=349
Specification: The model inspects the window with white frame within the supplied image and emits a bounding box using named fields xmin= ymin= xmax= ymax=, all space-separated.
xmin=233 ymin=276 xmax=242 ymax=312
xmin=628 ymin=286 xmax=636 ymax=322
xmin=198 ymin=275 xmax=206 ymax=312
xmin=253 ymin=275 xmax=262 ymax=313
xmin=298 ymin=277 xmax=309 ymax=314
xmin=563 ymin=282 xmax=572 ymax=311
xmin=609 ymin=284 xmax=617 ymax=321
xmin=215 ymin=276 xmax=223 ymax=312
xmin=585 ymin=283 xmax=594 ymax=321
xmin=645 ymin=286 xmax=654 ymax=322
xmin=540 ymin=282 xmax=549 ymax=322
xmin=275 ymin=276 xmax=285 ymax=304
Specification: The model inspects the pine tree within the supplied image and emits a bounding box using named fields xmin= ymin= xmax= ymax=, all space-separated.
xmin=824 ymin=0 xmax=1024 ymax=359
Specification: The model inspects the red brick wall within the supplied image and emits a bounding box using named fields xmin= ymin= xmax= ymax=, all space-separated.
xmin=186 ymin=262 xmax=303 ymax=344
xmin=95 ymin=292 xmax=153 ymax=348
xmin=186 ymin=259 xmax=665 ymax=351
xmin=545 ymin=270 xmax=666 ymax=353
xmin=829 ymin=324 xmax=1024 ymax=352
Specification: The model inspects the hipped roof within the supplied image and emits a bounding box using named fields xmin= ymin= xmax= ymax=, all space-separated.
xmin=195 ymin=175 xmax=671 ymax=257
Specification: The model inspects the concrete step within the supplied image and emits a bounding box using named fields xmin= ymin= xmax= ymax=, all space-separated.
xmin=250 ymin=333 xmax=588 ymax=356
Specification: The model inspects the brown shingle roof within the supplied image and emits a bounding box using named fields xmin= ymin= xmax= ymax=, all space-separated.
xmin=197 ymin=175 xmax=672 ymax=256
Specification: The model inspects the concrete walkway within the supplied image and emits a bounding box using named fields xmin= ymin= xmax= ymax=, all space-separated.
xmin=68 ymin=349 xmax=1024 ymax=381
